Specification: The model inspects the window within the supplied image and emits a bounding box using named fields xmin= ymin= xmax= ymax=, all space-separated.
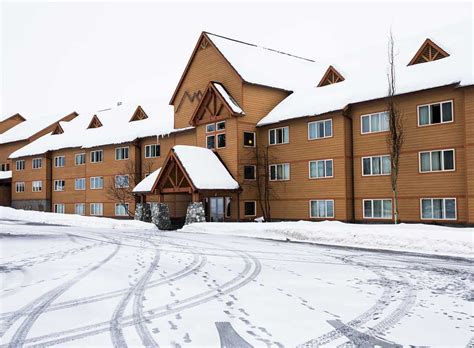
xmin=206 ymin=122 xmax=226 ymax=149
xmin=32 ymin=158 xmax=42 ymax=169
xmin=270 ymin=163 xmax=290 ymax=181
xmin=115 ymin=203 xmax=129 ymax=216
xmin=363 ymin=199 xmax=392 ymax=219
xmin=115 ymin=175 xmax=129 ymax=188
xmin=75 ymin=178 xmax=86 ymax=190
xmin=115 ymin=147 xmax=129 ymax=160
xmin=244 ymin=201 xmax=256 ymax=216
xmin=361 ymin=112 xmax=389 ymax=134
xmin=0 ymin=163 xmax=10 ymax=171
xmin=421 ymin=198 xmax=456 ymax=220
xmin=362 ymin=155 xmax=391 ymax=176
xmin=15 ymin=182 xmax=25 ymax=193
xmin=90 ymin=203 xmax=103 ymax=216
xmin=54 ymin=204 xmax=65 ymax=214
xmin=244 ymin=165 xmax=256 ymax=180
xmin=54 ymin=155 xmax=65 ymax=167
xmin=54 ymin=180 xmax=65 ymax=191
xmin=269 ymin=127 xmax=289 ymax=145
xmin=310 ymin=200 xmax=334 ymax=218
xmin=75 ymin=153 xmax=86 ymax=165
xmin=145 ymin=144 xmax=160 ymax=158
xmin=16 ymin=160 xmax=25 ymax=171
xmin=243 ymin=132 xmax=256 ymax=147
xmin=418 ymin=101 xmax=453 ymax=126
xmin=225 ymin=197 xmax=231 ymax=218
xmin=419 ymin=149 xmax=455 ymax=172
xmin=75 ymin=203 xmax=85 ymax=215
xmin=309 ymin=159 xmax=333 ymax=179
xmin=90 ymin=176 xmax=104 ymax=189
xmin=90 ymin=150 xmax=103 ymax=163
xmin=308 ymin=119 xmax=332 ymax=140
xmin=32 ymin=181 xmax=42 ymax=192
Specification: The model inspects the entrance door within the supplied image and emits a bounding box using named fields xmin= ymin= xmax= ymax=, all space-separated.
xmin=209 ymin=197 xmax=225 ymax=222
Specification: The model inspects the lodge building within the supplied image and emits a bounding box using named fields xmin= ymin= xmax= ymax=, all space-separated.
xmin=1 ymin=25 xmax=473 ymax=225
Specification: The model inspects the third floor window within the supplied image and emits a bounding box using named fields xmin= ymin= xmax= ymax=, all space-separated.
xmin=418 ymin=100 xmax=453 ymax=126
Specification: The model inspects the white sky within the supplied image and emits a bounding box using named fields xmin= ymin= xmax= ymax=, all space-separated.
xmin=1 ymin=1 xmax=472 ymax=120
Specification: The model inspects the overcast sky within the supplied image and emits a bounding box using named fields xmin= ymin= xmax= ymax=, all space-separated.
xmin=1 ymin=1 xmax=472 ymax=120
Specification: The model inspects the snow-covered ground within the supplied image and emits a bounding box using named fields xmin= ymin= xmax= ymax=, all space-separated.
xmin=0 ymin=210 xmax=472 ymax=347
xmin=181 ymin=220 xmax=473 ymax=259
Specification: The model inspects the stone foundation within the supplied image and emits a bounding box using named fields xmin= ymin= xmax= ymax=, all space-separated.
xmin=185 ymin=202 xmax=206 ymax=225
xmin=135 ymin=203 xmax=152 ymax=223
xmin=151 ymin=202 xmax=171 ymax=230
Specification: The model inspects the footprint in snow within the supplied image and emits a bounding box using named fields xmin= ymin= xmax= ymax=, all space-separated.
xmin=183 ymin=333 xmax=191 ymax=343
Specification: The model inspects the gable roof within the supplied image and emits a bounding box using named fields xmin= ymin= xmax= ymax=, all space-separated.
xmin=169 ymin=32 xmax=322 ymax=105
xmin=87 ymin=115 xmax=103 ymax=129
xmin=408 ymin=38 xmax=450 ymax=66
xmin=258 ymin=20 xmax=472 ymax=127
xmin=317 ymin=65 xmax=345 ymax=87
xmin=132 ymin=167 xmax=162 ymax=194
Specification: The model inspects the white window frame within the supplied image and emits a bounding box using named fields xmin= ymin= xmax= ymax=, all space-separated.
xmin=243 ymin=131 xmax=256 ymax=147
xmin=363 ymin=199 xmax=393 ymax=219
xmin=16 ymin=160 xmax=25 ymax=171
xmin=360 ymin=111 xmax=389 ymax=134
xmin=32 ymin=180 xmax=42 ymax=192
xmin=420 ymin=198 xmax=457 ymax=221
xmin=115 ymin=175 xmax=130 ymax=188
xmin=309 ymin=159 xmax=334 ymax=179
xmin=90 ymin=150 xmax=103 ymax=163
xmin=309 ymin=200 xmax=335 ymax=218
xmin=0 ymin=163 xmax=9 ymax=171
xmin=54 ymin=179 xmax=65 ymax=191
xmin=32 ymin=157 xmax=42 ymax=169
xmin=90 ymin=203 xmax=103 ymax=216
xmin=244 ymin=201 xmax=257 ymax=217
xmin=216 ymin=121 xmax=226 ymax=131
xmin=90 ymin=176 xmax=104 ymax=190
xmin=54 ymin=155 xmax=65 ymax=168
xmin=74 ymin=203 xmax=86 ymax=215
xmin=206 ymin=135 xmax=216 ymax=149
xmin=361 ymin=155 xmax=391 ymax=176
xmin=417 ymin=100 xmax=454 ymax=127
xmin=269 ymin=126 xmax=289 ymax=145
xmin=206 ymin=123 xmax=216 ymax=133
xmin=144 ymin=144 xmax=160 ymax=158
xmin=243 ymin=165 xmax=256 ymax=180
xmin=75 ymin=153 xmax=86 ymax=166
xmin=54 ymin=203 xmax=65 ymax=214
xmin=216 ymin=133 xmax=226 ymax=149
xmin=269 ymin=163 xmax=290 ymax=181
xmin=15 ymin=182 xmax=25 ymax=193
xmin=419 ymin=149 xmax=455 ymax=173
xmin=308 ymin=119 xmax=333 ymax=140
xmin=115 ymin=203 xmax=129 ymax=216
xmin=75 ymin=178 xmax=86 ymax=190
xmin=115 ymin=146 xmax=129 ymax=161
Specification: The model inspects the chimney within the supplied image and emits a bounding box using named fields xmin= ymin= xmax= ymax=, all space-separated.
xmin=117 ymin=101 xmax=122 ymax=106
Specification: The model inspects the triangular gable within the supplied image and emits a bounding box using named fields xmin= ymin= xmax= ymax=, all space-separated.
xmin=408 ymin=38 xmax=449 ymax=66
xmin=169 ymin=32 xmax=244 ymax=106
xmin=189 ymin=82 xmax=244 ymax=126
xmin=317 ymin=65 xmax=345 ymax=87
xmin=52 ymin=123 xmax=64 ymax=135
xmin=87 ymin=115 xmax=103 ymax=129
xmin=151 ymin=151 xmax=196 ymax=194
xmin=129 ymin=106 xmax=148 ymax=122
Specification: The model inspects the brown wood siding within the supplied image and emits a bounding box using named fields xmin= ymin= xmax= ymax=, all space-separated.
xmin=464 ymin=86 xmax=474 ymax=223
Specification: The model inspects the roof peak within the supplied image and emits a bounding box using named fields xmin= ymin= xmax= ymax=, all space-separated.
xmin=203 ymin=31 xmax=315 ymax=63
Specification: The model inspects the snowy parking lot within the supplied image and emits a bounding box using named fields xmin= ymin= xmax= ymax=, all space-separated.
xmin=0 ymin=216 xmax=473 ymax=347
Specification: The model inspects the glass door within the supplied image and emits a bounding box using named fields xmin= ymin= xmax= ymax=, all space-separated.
xmin=210 ymin=197 xmax=225 ymax=222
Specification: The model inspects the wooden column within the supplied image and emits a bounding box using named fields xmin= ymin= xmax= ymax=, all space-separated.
xmin=192 ymin=192 xmax=199 ymax=202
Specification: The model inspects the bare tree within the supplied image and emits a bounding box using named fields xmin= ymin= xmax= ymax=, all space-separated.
xmin=106 ymin=160 xmax=155 ymax=217
xmin=386 ymin=31 xmax=405 ymax=224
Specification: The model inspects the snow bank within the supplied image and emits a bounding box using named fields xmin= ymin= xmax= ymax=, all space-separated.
xmin=0 ymin=207 xmax=156 ymax=231
xmin=181 ymin=221 xmax=473 ymax=258
xmin=0 ymin=171 xmax=12 ymax=180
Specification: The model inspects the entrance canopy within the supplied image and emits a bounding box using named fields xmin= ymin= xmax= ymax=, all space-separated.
xmin=150 ymin=145 xmax=240 ymax=195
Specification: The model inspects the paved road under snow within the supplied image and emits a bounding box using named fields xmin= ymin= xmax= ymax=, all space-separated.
xmin=0 ymin=219 xmax=472 ymax=347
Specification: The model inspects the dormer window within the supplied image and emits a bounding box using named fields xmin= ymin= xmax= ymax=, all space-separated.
xmin=129 ymin=106 xmax=148 ymax=122
xmin=317 ymin=66 xmax=345 ymax=87
xmin=87 ymin=115 xmax=103 ymax=129
xmin=408 ymin=39 xmax=449 ymax=66
xmin=52 ymin=123 xmax=64 ymax=134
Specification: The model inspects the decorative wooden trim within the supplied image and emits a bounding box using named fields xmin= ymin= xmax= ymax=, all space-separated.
xmin=87 ymin=115 xmax=103 ymax=129
xmin=52 ymin=123 xmax=64 ymax=135
xmin=408 ymin=38 xmax=449 ymax=66
xmin=129 ymin=106 xmax=148 ymax=122
xmin=317 ymin=65 xmax=345 ymax=87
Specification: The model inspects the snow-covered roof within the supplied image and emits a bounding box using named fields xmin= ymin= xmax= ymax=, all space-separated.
xmin=206 ymin=32 xmax=322 ymax=91
xmin=9 ymin=100 xmax=176 ymax=159
xmin=212 ymin=82 xmax=244 ymax=115
xmin=132 ymin=167 xmax=162 ymax=193
xmin=0 ymin=171 xmax=12 ymax=180
xmin=172 ymin=145 xmax=239 ymax=190
xmin=0 ymin=113 xmax=73 ymax=144
xmin=258 ymin=21 xmax=472 ymax=126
